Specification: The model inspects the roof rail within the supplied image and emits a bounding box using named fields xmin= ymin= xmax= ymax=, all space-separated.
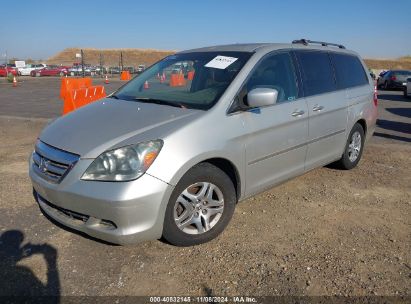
xmin=292 ymin=39 xmax=345 ymax=49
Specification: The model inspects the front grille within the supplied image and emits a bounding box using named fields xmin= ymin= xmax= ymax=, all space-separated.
xmin=32 ymin=140 xmax=79 ymax=183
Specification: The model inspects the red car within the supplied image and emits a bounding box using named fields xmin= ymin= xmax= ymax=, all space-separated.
xmin=0 ymin=65 xmax=18 ymax=77
xmin=30 ymin=65 xmax=69 ymax=77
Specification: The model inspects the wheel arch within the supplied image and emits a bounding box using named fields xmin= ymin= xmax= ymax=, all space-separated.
xmin=199 ymin=157 xmax=241 ymax=201
xmin=356 ymin=119 xmax=367 ymax=138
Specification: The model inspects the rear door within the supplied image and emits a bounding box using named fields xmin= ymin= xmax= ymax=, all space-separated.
xmin=295 ymin=50 xmax=348 ymax=170
xmin=241 ymin=51 xmax=309 ymax=196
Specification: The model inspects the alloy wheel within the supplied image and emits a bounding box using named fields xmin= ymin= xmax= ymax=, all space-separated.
xmin=173 ymin=182 xmax=224 ymax=235
xmin=348 ymin=131 xmax=361 ymax=162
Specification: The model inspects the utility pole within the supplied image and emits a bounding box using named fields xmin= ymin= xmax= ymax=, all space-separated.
xmin=99 ymin=53 xmax=104 ymax=78
xmin=81 ymin=49 xmax=85 ymax=77
xmin=120 ymin=51 xmax=123 ymax=72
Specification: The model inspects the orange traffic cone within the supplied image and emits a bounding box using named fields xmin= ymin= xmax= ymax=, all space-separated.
xmin=144 ymin=80 xmax=149 ymax=89
xmin=105 ymin=75 xmax=109 ymax=84
xmin=13 ymin=76 xmax=17 ymax=87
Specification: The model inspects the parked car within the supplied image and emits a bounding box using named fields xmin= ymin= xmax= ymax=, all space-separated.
xmin=18 ymin=64 xmax=47 ymax=76
xmin=69 ymin=65 xmax=95 ymax=76
xmin=123 ymin=66 xmax=136 ymax=74
xmin=377 ymin=70 xmax=411 ymax=90
xmin=0 ymin=65 xmax=18 ymax=77
xmin=31 ymin=65 xmax=69 ymax=77
xmin=29 ymin=40 xmax=377 ymax=246
xmin=136 ymin=64 xmax=145 ymax=74
xmin=109 ymin=66 xmax=121 ymax=74
xmin=404 ymin=78 xmax=411 ymax=98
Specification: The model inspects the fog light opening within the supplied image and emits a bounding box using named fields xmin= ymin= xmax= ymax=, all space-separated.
xmin=99 ymin=219 xmax=117 ymax=230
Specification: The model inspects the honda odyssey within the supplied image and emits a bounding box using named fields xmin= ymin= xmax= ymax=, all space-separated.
xmin=29 ymin=39 xmax=378 ymax=246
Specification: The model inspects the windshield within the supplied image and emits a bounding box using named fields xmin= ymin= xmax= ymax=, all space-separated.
xmin=114 ymin=51 xmax=252 ymax=110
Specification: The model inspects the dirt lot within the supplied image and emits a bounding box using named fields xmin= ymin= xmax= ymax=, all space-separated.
xmin=0 ymin=77 xmax=410 ymax=299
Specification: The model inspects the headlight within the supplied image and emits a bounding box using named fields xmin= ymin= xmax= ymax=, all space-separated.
xmin=81 ymin=140 xmax=163 ymax=181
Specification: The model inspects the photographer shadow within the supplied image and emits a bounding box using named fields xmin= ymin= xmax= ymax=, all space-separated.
xmin=0 ymin=230 xmax=60 ymax=302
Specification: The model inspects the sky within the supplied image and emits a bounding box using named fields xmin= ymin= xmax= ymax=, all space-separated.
xmin=1 ymin=0 xmax=410 ymax=60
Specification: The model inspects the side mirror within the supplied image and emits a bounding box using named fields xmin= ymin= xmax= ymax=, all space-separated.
xmin=247 ymin=88 xmax=278 ymax=108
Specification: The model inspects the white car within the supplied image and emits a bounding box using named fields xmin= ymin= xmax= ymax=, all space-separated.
xmin=405 ymin=78 xmax=411 ymax=98
xmin=18 ymin=64 xmax=47 ymax=76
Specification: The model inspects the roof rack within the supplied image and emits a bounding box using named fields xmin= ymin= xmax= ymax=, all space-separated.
xmin=292 ymin=39 xmax=345 ymax=49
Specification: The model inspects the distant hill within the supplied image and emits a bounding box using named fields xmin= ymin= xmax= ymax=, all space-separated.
xmin=47 ymin=48 xmax=176 ymax=67
xmin=46 ymin=48 xmax=411 ymax=71
xmin=364 ymin=56 xmax=411 ymax=70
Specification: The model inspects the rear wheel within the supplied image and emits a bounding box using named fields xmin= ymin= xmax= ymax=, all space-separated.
xmin=162 ymin=163 xmax=236 ymax=246
xmin=334 ymin=123 xmax=365 ymax=170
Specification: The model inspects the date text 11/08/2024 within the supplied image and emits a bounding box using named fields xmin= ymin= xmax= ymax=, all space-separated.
xmin=149 ymin=296 xmax=257 ymax=303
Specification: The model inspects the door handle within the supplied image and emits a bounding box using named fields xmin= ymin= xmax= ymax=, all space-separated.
xmin=313 ymin=105 xmax=324 ymax=112
xmin=291 ymin=110 xmax=305 ymax=117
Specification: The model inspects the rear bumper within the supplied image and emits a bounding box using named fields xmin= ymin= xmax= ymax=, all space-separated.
xmin=29 ymin=156 xmax=174 ymax=245
xmin=389 ymin=81 xmax=407 ymax=89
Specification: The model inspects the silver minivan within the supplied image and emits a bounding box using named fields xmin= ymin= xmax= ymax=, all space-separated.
xmin=29 ymin=40 xmax=378 ymax=246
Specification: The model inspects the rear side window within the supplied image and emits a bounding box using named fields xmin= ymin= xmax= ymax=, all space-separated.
xmin=296 ymin=51 xmax=337 ymax=96
xmin=331 ymin=53 xmax=368 ymax=89
xmin=395 ymin=70 xmax=411 ymax=76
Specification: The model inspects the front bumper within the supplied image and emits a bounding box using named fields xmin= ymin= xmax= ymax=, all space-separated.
xmin=29 ymin=156 xmax=174 ymax=245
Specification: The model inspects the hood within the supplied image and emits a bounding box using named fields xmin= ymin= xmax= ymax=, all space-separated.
xmin=39 ymin=98 xmax=200 ymax=158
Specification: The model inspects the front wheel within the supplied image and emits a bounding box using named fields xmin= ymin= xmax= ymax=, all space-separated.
xmin=162 ymin=163 xmax=236 ymax=246
xmin=334 ymin=123 xmax=365 ymax=170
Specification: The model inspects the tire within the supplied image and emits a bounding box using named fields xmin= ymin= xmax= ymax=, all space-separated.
xmin=334 ymin=123 xmax=365 ymax=170
xmin=162 ymin=163 xmax=236 ymax=246
xmin=59 ymin=72 xmax=64 ymax=77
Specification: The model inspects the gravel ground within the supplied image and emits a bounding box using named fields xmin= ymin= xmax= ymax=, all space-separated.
xmin=0 ymin=78 xmax=410 ymax=298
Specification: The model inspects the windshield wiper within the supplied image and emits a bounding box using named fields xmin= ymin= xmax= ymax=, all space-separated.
xmin=133 ymin=97 xmax=185 ymax=109
xmin=108 ymin=94 xmax=120 ymax=99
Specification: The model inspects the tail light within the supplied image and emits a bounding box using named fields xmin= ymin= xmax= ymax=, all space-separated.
xmin=391 ymin=75 xmax=396 ymax=81
xmin=373 ymin=85 xmax=378 ymax=106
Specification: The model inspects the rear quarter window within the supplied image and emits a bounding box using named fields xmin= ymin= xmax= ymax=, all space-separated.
xmin=331 ymin=53 xmax=369 ymax=89
xmin=295 ymin=51 xmax=337 ymax=96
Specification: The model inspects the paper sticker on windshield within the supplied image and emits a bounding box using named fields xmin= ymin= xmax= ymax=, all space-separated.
xmin=205 ymin=56 xmax=238 ymax=69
